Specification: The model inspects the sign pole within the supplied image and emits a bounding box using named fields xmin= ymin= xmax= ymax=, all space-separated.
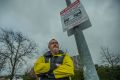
xmin=65 ymin=0 xmax=99 ymax=80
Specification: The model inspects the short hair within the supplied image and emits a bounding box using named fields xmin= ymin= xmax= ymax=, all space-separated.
xmin=48 ymin=39 xmax=58 ymax=48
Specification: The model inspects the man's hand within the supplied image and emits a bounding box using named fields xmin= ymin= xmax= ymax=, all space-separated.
xmin=56 ymin=63 xmax=61 ymax=67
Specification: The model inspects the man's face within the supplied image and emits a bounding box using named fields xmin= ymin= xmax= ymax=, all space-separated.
xmin=48 ymin=39 xmax=59 ymax=54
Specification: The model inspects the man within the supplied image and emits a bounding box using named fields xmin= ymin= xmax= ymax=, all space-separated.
xmin=34 ymin=39 xmax=74 ymax=80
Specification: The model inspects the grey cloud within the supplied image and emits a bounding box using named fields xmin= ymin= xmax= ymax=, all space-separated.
xmin=81 ymin=0 xmax=120 ymax=63
xmin=0 ymin=0 xmax=57 ymax=35
xmin=0 ymin=0 xmax=119 ymax=64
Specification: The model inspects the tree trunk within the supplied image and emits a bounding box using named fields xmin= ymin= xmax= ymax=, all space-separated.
xmin=10 ymin=67 xmax=15 ymax=80
xmin=10 ymin=61 xmax=16 ymax=80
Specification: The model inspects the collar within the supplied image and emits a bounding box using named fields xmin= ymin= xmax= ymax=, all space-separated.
xmin=44 ymin=50 xmax=64 ymax=57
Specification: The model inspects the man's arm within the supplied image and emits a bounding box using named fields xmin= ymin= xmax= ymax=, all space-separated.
xmin=53 ymin=53 xmax=74 ymax=79
xmin=34 ymin=56 xmax=50 ymax=75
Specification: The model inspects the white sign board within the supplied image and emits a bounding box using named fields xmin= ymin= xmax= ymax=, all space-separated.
xmin=60 ymin=0 xmax=89 ymax=32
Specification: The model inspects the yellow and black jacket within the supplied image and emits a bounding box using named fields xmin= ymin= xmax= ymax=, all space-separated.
xmin=34 ymin=50 xmax=74 ymax=80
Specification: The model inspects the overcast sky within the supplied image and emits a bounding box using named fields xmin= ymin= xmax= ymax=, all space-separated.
xmin=0 ymin=0 xmax=120 ymax=64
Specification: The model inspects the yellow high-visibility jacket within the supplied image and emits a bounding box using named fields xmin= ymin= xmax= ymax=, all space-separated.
xmin=34 ymin=52 xmax=74 ymax=79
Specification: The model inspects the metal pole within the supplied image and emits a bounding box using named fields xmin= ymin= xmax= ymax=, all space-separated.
xmin=65 ymin=0 xmax=71 ymax=6
xmin=74 ymin=27 xmax=99 ymax=80
xmin=65 ymin=0 xmax=99 ymax=80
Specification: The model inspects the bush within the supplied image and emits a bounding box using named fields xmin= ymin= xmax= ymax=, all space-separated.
xmin=72 ymin=69 xmax=84 ymax=80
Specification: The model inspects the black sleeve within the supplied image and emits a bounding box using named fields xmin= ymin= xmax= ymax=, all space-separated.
xmin=48 ymin=63 xmax=57 ymax=73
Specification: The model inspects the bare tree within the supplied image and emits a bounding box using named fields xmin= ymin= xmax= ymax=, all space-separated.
xmin=0 ymin=28 xmax=37 ymax=80
xmin=24 ymin=66 xmax=38 ymax=80
xmin=100 ymin=47 xmax=120 ymax=68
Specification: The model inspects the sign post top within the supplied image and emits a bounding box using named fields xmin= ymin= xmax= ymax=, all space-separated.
xmin=60 ymin=0 xmax=80 ymax=16
xmin=60 ymin=0 xmax=90 ymax=33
